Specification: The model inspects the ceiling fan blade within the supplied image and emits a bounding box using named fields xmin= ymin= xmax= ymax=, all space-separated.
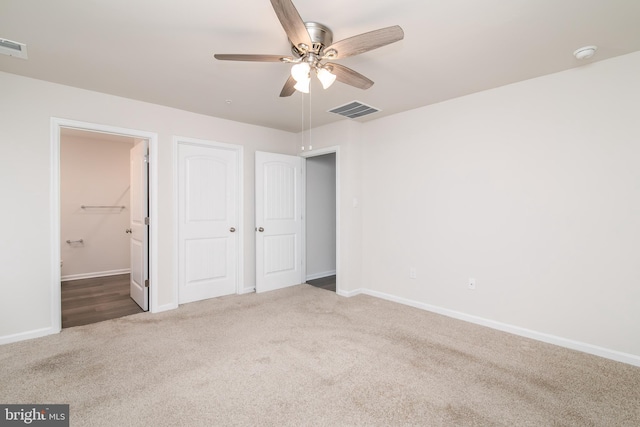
xmin=323 ymin=25 xmax=404 ymax=59
xmin=270 ymin=0 xmax=312 ymax=50
xmin=280 ymin=75 xmax=296 ymax=97
xmin=326 ymin=63 xmax=374 ymax=90
xmin=214 ymin=54 xmax=291 ymax=62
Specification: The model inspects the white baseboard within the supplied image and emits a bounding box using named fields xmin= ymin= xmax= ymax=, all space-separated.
xmin=239 ymin=287 xmax=256 ymax=295
xmin=61 ymin=269 xmax=130 ymax=281
xmin=336 ymin=288 xmax=363 ymax=298
xmin=0 ymin=326 xmax=59 ymax=346
xmin=306 ymin=270 xmax=337 ymax=281
xmin=343 ymin=288 xmax=640 ymax=368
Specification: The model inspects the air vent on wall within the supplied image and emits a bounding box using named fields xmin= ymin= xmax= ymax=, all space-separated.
xmin=0 ymin=38 xmax=28 ymax=59
xmin=328 ymin=101 xmax=380 ymax=119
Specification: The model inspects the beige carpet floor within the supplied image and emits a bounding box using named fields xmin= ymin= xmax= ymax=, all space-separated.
xmin=1 ymin=284 xmax=639 ymax=426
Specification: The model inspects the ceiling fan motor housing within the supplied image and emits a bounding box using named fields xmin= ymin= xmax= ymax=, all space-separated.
xmin=291 ymin=22 xmax=333 ymax=57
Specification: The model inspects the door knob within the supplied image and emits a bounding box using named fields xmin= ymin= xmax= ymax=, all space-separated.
xmin=230 ymin=227 xmax=236 ymax=232
xmin=125 ymin=228 xmax=132 ymax=234
xmin=258 ymin=227 xmax=264 ymax=232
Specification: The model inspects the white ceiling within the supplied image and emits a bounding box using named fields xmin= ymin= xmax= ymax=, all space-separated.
xmin=1 ymin=0 xmax=639 ymax=132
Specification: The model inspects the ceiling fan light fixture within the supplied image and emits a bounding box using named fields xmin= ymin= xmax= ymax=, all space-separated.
xmin=293 ymin=78 xmax=310 ymax=93
xmin=291 ymin=62 xmax=311 ymax=82
xmin=316 ymin=67 xmax=336 ymax=89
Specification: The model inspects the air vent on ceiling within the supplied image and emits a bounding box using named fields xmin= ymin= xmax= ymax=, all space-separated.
xmin=0 ymin=38 xmax=28 ymax=59
xmin=328 ymin=101 xmax=380 ymax=119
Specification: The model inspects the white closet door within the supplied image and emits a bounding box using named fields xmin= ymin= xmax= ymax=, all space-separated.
xmin=178 ymin=143 xmax=238 ymax=304
xmin=130 ymin=140 xmax=149 ymax=310
xmin=255 ymin=151 xmax=303 ymax=293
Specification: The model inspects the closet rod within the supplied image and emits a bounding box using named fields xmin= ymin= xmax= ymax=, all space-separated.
xmin=81 ymin=205 xmax=125 ymax=209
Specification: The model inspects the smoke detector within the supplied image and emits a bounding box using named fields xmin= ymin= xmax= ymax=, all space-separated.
xmin=573 ymin=46 xmax=597 ymax=60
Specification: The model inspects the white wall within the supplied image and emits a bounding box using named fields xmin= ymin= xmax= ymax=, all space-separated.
xmin=360 ymin=51 xmax=640 ymax=361
xmin=306 ymin=153 xmax=336 ymax=279
xmin=60 ymin=134 xmax=132 ymax=279
xmin=2 ymin=49 xmax=639 ymax=364
xmin=0 ymin=71 xmax=295 ymax=342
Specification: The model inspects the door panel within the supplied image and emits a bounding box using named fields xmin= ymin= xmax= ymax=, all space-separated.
xmin=255 ymin=151 xmax=303 ymax=293
xmin=265 ymin=234 xmax=296 ymax=273
xmin=179 ymin=143 xmax=238 ymax=304
xmin=185 ymin=238 xmax=228 ymax=282
xmin=130 ymin=140 xmax=149 ymax=310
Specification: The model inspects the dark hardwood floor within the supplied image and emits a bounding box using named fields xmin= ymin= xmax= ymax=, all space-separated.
xmin=306 ymin=275 xmax=336 ymax=292
xmin=61 ymin=274 xmax=144 ymax=328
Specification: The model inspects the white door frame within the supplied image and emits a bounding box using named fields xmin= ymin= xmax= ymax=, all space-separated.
xmin=50 ymin=118 xmax=160 ymax=332
xmin=172 ymin=136 xmax=244 ymax=302
xmin=300 ymin=146 xmax=341 ymax=294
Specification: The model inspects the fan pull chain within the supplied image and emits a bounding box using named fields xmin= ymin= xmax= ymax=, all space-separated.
xmin=308 ymin=88 xmax=312 ymax=151
xmin=301 ymin=92 xmax=305 ymax=151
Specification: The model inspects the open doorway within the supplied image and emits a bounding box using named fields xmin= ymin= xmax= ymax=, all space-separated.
xmin=59 ymin=128 xmax=148 ymax=327
xmin=254 ymin=147 xmax=340 ymax=294
xmin=305 ymin=152 xmax=337 ymax=292
xmin=51 ymin=118 xmax=158 ymax=332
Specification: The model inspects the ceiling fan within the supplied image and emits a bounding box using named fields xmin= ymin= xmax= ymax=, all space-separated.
xmin=214 ymin=0 xmax=404 ymax=97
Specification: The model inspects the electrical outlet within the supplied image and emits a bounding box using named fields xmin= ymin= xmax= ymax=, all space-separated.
xmin=409 ymin=268 xmax=417 ymax=279
xmin=468 ymin=278 xmax=476 ymax=290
